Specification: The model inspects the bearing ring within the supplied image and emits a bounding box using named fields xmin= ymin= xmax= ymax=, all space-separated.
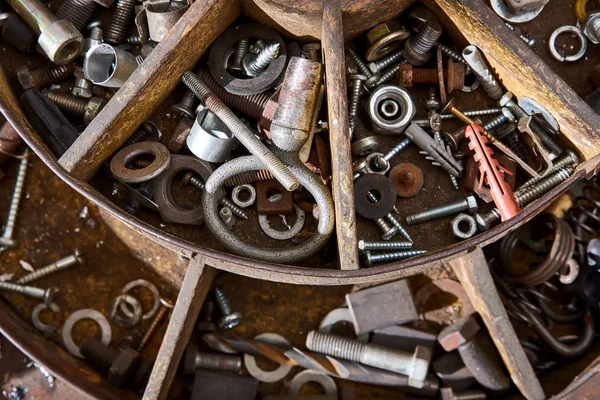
xmin=368 ymin=85 xmax=415 ymax=134
xmin=32 ymin=302 xmax=61 ymax=335
xmin=154 ymin=155 xmax=216 ymax=225
xmin=258 ymin=202 xmax=306 ymax=240
xmin=244 ymin=333 xmax=292 ymax=383
xmin=549 ymin=25 xmax=588 ymax=63
xmin=120 ymin=279 xmax=161 ymax=320
xmin=110 ymin=294 xmax=142 ymax=328
xmin=110 ymin=141 xmax=171 ymax=184
xmin=232 ymin=184 xmax=257 ymax=208
xmin=290 ymin=370 xmax=338 ymax=396
xmin=354 ymin=174 xmax=397 ymax=219
xmin=451 ymin=213 xmax=478 ymax=240
xmin=62 ymin=309 xmax=112 ymax=358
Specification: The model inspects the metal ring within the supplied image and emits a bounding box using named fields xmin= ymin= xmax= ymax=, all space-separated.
xmin=560 ymin=259 xmax=580 ymax=284
xmin=354 ymin=174 xmax=397 ymax=220
xmin=244 ymin=333 xmax=292 ymax=383
xmin=32 ymin=302 xmax=61 ymax=335
xmin=365 ymin=28 xmax=410 ymax=62
xmin=120 ymin=279 xmax=161 ymax=320
xmin=109 ymin=141 xmax=171 ymax=184
xmin=289 ymin=370 xmax=338 ymax=396
xmin=232 ymin=184 xmax=257 ymax=208
xmin=490 ymin=0 xmax=546 ymax=23
xmin=451 ymin=213 xmax=478 ymax=240
xmin=258 ymin=202 xmax=305 ymax=240
xmin=62 ymin=309 xmax=112 ymax=359
xmin=318 ymin=308 xmax=369 ymax=343
xmin=110 ymin=294 xmax=142 ymax=328
xmin=549 ymin=25 xmax=588 ymax=63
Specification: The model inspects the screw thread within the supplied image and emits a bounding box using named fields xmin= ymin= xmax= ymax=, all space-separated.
xmin=361 ymin=240 xmax=413 ymax=251
xmin=374 ymin=63 xmax=402 ymax=86
xmin=0 ymin=281 xmax=25 ymax=294
xmin=223 ymin=170 xmax=274 ymax=187
xmin=231 ymin=38 xmax=249 ymax=69
xmin=123 ymin=124 xmax=154 ymax=147
xmin=17 ymin=251 xmax=83 ymax=284
xmin=348 ymin=48 xmax=373 ymax=78
xmin=56 ymin=0 xmax=97 ymax=31
xmin=137 ymin=305 xmax=168 ymax=351
xmin=170 ymin=88 xmax=198 ymax=117
xmin=483 ymin=114 xmax=508 ymax=131
xmin=2 ymin=153 xmax=28 ymax=240
xmin=408 ymin=20 xmax=442 ymax=58
xmin=375 ymin=49 xmax=404 ymax=70
xmin=89 ymin=26 xmax=103 ymax=41
xmin=383 ymin=138 xmax=411 ymax=162
xmin=348 ymin=78 xmax=363 ymax=133
xmin=306 ymin=331 xmax=365 ymax=362
xmin=188 ymin=176 xmax=247 ymax=219
xmin=104 ymin=0 xmax=136 ymax=45
xmin=214 ymin=288 xmax=232 ymax=316
xmin=127 ymin=35 xmax=141 ymax=46
xmin=501 ymin=132 xmax=528 ymax=162
xmin=183 ymin=71 xmax=298 ymax=191
xmin=44 ymin=90 xmax=88 ymax=117
xmin=406 ymin=198 xmax=470 ymax=225
xmin=369 ymin=250 xmax=428 ymax=264
xmin=386 ymin=214 xmax=413 ymax=242
xmin=437 ymin=43 xmax=466 ymax=64
xmin=374 ymin=217 xmax=396 ymax=239
xmin=244 ymin=43 xmax=280 ymax=75
xmin=412 ymin=68 xmax=440 ymax=83
xmin=194 ymin=352 xmax=241 ymax=372
xmin=32 ymin=63 xmax=76 ymax=90
xmin=518 ymin=152 xmax=578 ymax=191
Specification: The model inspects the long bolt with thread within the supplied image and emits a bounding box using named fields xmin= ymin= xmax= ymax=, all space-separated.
xmin=358 ymin=239 xmax=412 ymax=253
xmin=0 ymin=151 xmax=28 ymax=250
xmin=517 ymin=150 xmax=579 ymax=192
xmin=182 ymin=71 xmax=299 ymax=191
xmin=347 ymin=48 xmax=373 ymax=78
xmin=104 ymin=0 xmax=136 ymax=45
xmin=0 ymin=281 xmax=58 ymax=303
xmin=368 ymin=63 xmax=403 ymax=88
xmin=43 ymin=90 xmax=106 ymax=124
xmin=56 ymin=0 xmax=96 ymax=31
xmin=25 ymin=63 xmax=77 ymax=90
xmin=223 ymin=170 xmax=273 ymax=187
xmin=182 ymin=173 xmax=247 ymax=220
xmin=364 ymin=250 xmax=427 ymax=266
xmin=414 ymin=108 xmax=502 ymax=126
xmin=406 ymin=194 xmax=477 ymax=226
xmin=17 ymin=250 xmax=84 ymax=284
xmin=137 ymin=297 xmax=173 ymax=351
xmin=242 ymin=42 xmax=280 ymax=77
xmin=348 ymin=74 xmax=366 ymax=136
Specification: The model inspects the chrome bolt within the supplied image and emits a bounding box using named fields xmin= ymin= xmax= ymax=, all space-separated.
xmin=17 ymin=250 xmax=84 ymax=284
xmin=242 ymin=42 xmax=280 ymax=77
xmin=0 ymin=151 xmax=28 ymax=252
xmin=358 ymin=239 xmax=413 ymax=253
xmin=347 ymin=48 xmax=373 ymax=78
xmin=364 ymin=250 xmax=427 ymax=266
xmin=170 ymin=88 xmax=198 ymax=119
xmin=348 ymin=73 xmax=367 ymax=136
xmin=0 ymin=281 xmax=58 ymax=303
xmin=215 ymin=287 xmax=242 ymax=329
xmin=406 ymin=194 xmax=478 ymax=226
xmin=403 ymin=19 xmax=442 ymax=66
xmin=183 ymin=172 xmax=248 ymax=220
xmin=137 ymin=297 xmax=173 ymax=351
xmin=381 ymin=137 xmax=411 ymax=165
xmin=229 ymin=38 xmax=249 ymax=72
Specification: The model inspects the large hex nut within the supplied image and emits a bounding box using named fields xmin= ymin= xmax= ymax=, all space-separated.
xmin=365 ymin=20 xmax=410 ymax=62
xmin=438 ymin=315 xmax=480 ymax=352
xmin=451 ymin=213 xmax=478 ymax=240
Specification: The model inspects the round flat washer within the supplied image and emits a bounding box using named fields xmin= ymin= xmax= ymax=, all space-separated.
xmin=548 ymin=25 xmax=588 ymax=63
xmin=354 ymin=174 xmax=397 ymax=219
xmin=32 ymin=302 xmax=61 ymax=335
xmin=318 ymin=308 xmax=369 ymax=342
xmin=290 ymin=370 xmax=338 ymax=396
xmin=490 ymin=0 xmax=546 ymax=23
xmin=110 ymin=141 xmax=171 ymax=184
xmin=110 ymin=294 xmax=142 ymax=328
xmin=154 ymin=154 xmax=216 ymax=225
xmin=120 ymin=279 xmax=161 ymax=320
xmin=244 ymin=333 xmax=292 ymax=383
xmin=259 ymin=203 xmax=305 ymax=240
xmin=208 ymin=23 xmax=287 ymax=96
xmin=390 ymin=162 xmax=424 ymax=198
xmin=62 ymin=309 xmax=112 ymax=359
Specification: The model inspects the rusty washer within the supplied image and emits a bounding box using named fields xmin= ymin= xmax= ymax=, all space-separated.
xmin=110 ymin=141 xmax=171 ymax=184
xmin=389 ymin=162 xmax=424 ymax=198
xmin=354 ymin=174 xmax=397 ymax=219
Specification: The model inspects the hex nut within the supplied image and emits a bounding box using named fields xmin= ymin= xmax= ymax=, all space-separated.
xmin=438 ymin=315 xmax=480 ymax=352
xmin=451 ymin=213 xmax=478 ymax=240
xmin=108 ymin=347 xmax=141 ymax=388
xmin=232 ymin=184 xmax=257 ymax=209
xmin=584 ymin=12 xmax=600 ymax=44
xmin=466 ymin=195 xmax=478 ymax=213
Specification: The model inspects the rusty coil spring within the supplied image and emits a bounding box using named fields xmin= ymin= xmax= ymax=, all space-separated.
xmin=497 ymin=213 xmax=575 ymax=286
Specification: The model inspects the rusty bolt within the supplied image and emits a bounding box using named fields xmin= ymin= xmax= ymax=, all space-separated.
xmin=438 ymin=315 xmax=480 ymax=352
xmin=389 ymin=162 xmax=424 ymax=198
xmin=398 ymin=61 xmax=464 ymax=93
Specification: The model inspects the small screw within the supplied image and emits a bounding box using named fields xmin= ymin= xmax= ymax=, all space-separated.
xmin=358 ymin=239 xmax=413 ymax=253
xmin=0 ymin=281 xmax=58 ymax=303
xmin=347 ymin=48 xmax=373 ymax=78
xmin=348 ymin=73 xmax=367 ymax=136
xmin=170 ymin=88 xmax=198 ymax=119
xmin=0 ymin=151 xmax=28 ymax=252
xmin=137 ymin=297 xmax=174 ymax=351
xmin=242 ymin=42 xmax=280 ymax=77
xmin=229 ymin=38 xmax=249 ymax=72
xmin=183 ymin=172 xmax=247 ymax=220
xmin=406 ymin=194 xmax=478 ymax=226
xmin=364 ymin=250 xmax=427 ymax=266
xmin=17 ymin=249 xmax=84 ymax=284
xmin=374 ymin=217 xmax=398 ymax=240
xmin=368 ymin=48 xmax=404 ymax=76
xmin=215 ymin=287 xmax=242 ymax=329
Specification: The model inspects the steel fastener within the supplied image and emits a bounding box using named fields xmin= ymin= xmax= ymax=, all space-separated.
xmin=348 ymin=73 xmax=367 ymax=136
xmin=517 ymin=150 xmax=578 ymax=192
xmin=17 ymin=249 xmax=84 ymax=284
xmin=347 ymin=48 xmax=373 ymax=78
xmin=184 ymin=342 xmax=242 ymax=374
xmin=104 ymin=0 xmax=135 ymax=45
xmin=55 ymin=0 xmax=96 ymax=31
xmin=364 ymin=250 xmax=427 ymax=266
xmin=403 ymin=19 xmax=442 ymax=66
xmin=0 ymin=281 xmax=58 ymax=303
xmin=243 ymin=42 xmax=280 ymax=77
xmin=374 ymin=218 xmax=398 ymax=241
xmin=368 ymin=48 xmax=404 ymax=78
xmin=16 ymin=63 xmax=76 ymax=90
xmin=44 ymin=90 xmax=107 ymax=125
xmin=137 ymin=297 xmax=173 ymax=351
xmin=215 ymin=287 xmax=242 ymax=329
xmin=0 ymin=151 xmax=28 ymax=251
xmin=358 ymin=239 xmax=413 ymax=253
xmin=229 ymin=38 xmax=249 ymax=71
xmin=170 ymin=88 xmax=198 ymax=119
xmin=406 ymin=194 xmax=478 ymax=226
xmin=183 ymin=173 xmax=247 ymax=219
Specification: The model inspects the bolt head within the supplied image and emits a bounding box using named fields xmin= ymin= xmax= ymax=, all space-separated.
xmin=438 ymin=315 xmax=480 ymax=351
xmin=348 ymin=73 xmax=367 ymax=82
xmin=84 ymin=97 xmax=107 ymax=125
xmin=368 ymin=62 xmax=380 ymax=75
xmin=365 ymin=74 xmax=380 ymax=88
xmin=44 ymin=287 xmax=59 ymax=304
xmin=170 ymin=103 xmax=195 ymax=119
xmin=357 ymin=239 xmax=366 ymax=252
xmin=382 ymin=226 xmax=398 ymax=241
xmin=183 ymin=342 xmax=199 ymax=374
xmin=367 ymin=20 xmax=403 ymax=45
xmin=446 ymin=59 xmax=466 ymax=94
xmin=498 ymin=92 xmax=514 ymax=107
xmin=466 ymin=194 xmax=478 ymax=213
xmin=501 ymin=107 xmax=516 ymax=122
xmin=218 ymin=312 xmax=242 ymax=329
xmin=181 ymin=172 xmax=194 ymax=185
xmin=475 ymin=213 xmax=492 ymax=231
xmin=408 ymin=345 xmax=432 ymax=389
xmin=398 ymin=63 xmax=414 ymax=87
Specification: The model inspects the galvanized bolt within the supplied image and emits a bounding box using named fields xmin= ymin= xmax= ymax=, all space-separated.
xmin=358 ymin=239 xmax=413 ymax=253
xmin=0 ymin=281 xmax=58 ymax=303
xmin=229 ymin=38 xmax=249 ymax=72
xmin=243 ymin=42 xmax=280 ymax=77
xmin=0 ymin=151 xmax=28 ymax=252
xmin=215 ymin=287 xmax=242 ymax=329
xmin=348 ymin=73 xmax=367 ymax=136
xmin=43 ymin=90 xmax=107 ymax=125
xmin=368 ymin=48 xmax=404 ymax=76
xmin=182 ymin=71 xmax=299 ymax=191
xmin=364 ymin=250 xmax=427 ymax=266
xmin=182 ymin=172 xmax=248 ymax=220
xmin=475 ymin=167 xmax=573 ymax=231
xmin=184 ymin=343 xmax=242 ymax=374
xmin=306 ymin=330 xmax=431 ymax=388
xmin=17 ymin=249 xmax=84 ymax=284
xmin=406 ymin=194 xmax=478 ymax=226
xmin=170 ymin=88 xmax=198 ymax=119
xmin=347 ymin=48 xmax=373 ymax=78
xmin=73 ymin=66 xmax=94 ymax=98
xmin=137 ymin=298 xmax=173 ymax=351
xmin=366 ymin=190 xmax=412 ymax=242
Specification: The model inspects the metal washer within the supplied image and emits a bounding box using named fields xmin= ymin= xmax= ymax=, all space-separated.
xmin=32 ymin=302 xmax=61 ymax=335
xmin=120 ymin=279 xmax=161 ymax=320
xmin=232 ymin=184 xmax=257 ymax=208
xmin=110 ymin=293 xmax=142 ymax=328
xmin=62 ymin=309 xmax=112 ymax=359
xmin=549 ymin=25 xmax=588 ymax=63
xmin=490 ymin=0 xmax=546 ymax=23
xmin=244 ymin=333 xmax=292 ymax=383
xmin=290 ymin=370 xmax=338 ymax=396
xmin=109 ymin=141 xmax=171 ymax=184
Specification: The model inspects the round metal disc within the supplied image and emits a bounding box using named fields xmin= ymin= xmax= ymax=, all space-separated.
xmin=390 ymin=162 xmax=424 ymax=198
xmin=110 ymin=141 xmax=171 ymax=184
xmin=354 ymin=174 xmax=396 ymax=219
xmin=62 ymin=309 xmax=112 ymax=359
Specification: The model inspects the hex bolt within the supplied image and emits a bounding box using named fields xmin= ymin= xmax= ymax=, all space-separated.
xmin=364 ymin=250 xmax=427 ymax=266
xmin=505 ymin=23 xmax=535 ymax=46
xmin=406 ymin=194 xmax=478 ymax=226
xmin=183 ymin=172 xmax=248 ymax=220
xmin=517 ymin=150 xmax=578 ymax=192
xmin=55 ymin=0 xmax=96 ymax=31
xmin=398 ymin=61 xmax=465 ymax=93
xmin=0 ymin=281 xmax=58 ymax=303
xmin=6 ymin=0 xmax=83 ymax=65
xmin=137 ymin=297 xmax=173 ymax=351
xmin=215 ymin=287 xmax=242 ymax=329
xmin=0 ymin=151 xmax=28 ymax=251
xmin=17 ymin=249 xmax=84 ymax=284
xmin=44 ymin=90 xmax=107 ymax=125
xmin=170 ymin=88 xmax=198 ymax=119
xmin=368 ymin=48 xmax=404 ymax=76
xmin=182 ymin=71 xmax=299 ymax=191
xmin=475 ymin=167 xmax=573 ymax=231
xmin=414 ymin=108 xmax=502 ymax=126
xmin=104 ymin=0 xmax=136 ymax=45
xmin=347 ymin=48 xmax=373 ymax=78
xmin=184 ymin=343 xmax=242 ymax=374
xmin=306 ymin=330 xmax=431 ymax=388
xmin=348 ymin=73 xmax=367 ymax=136
xmin=16 ymin=63 xmax=76 ymax=90
xmin=242 ymin=42 xmax=280 ymax=77
xmin=403 ymin=19 xmax=443 ymax=66
xmin=229 ymin=38 xmax=249 ymax=72
xmin=374 ymin=217 xmax=398 ymax=241
xmin=462 ymin=46 xmax=503 ymax=100
xmin=358 ymin=239 xmax=413 ymax=253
